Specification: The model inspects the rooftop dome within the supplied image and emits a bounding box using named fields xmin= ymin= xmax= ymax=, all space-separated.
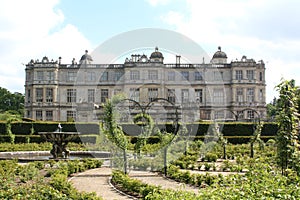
xmin=150 ymin=47 xmax=164 ymax=59
xmin=212 ymin=46 xmax=227 ymax=59
xmin=42 ymin=56 xmax=49 ymax=63
xmin=79 ymin=50 xmax=93 ymax=64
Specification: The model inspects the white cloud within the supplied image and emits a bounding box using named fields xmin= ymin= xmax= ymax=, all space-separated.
xmin=0 ymin=0 xmax=92 ymax=93
xmin=160 ymin=0 xmax=300 ymax=102
xmin=161 ymin=11 xmax=185 ymax=26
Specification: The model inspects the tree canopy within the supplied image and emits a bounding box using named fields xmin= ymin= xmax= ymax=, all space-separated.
xmin=0 ymin=87 xmax=24 ymax=115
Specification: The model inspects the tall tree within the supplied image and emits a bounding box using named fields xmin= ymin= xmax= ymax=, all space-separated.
xmin=0 ymin=87 xmax=24 ymax=115
xmin=275 ymin=79 xmax=299 ymax=175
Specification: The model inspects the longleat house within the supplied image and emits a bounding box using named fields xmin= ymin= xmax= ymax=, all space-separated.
xmin=24 ymin=47 xmax=266 ymax=122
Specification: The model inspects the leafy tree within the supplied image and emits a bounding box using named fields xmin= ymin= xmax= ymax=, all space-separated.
xmin=275 ymin=79 xmax=300 ymax=175
xmin=0 ymin=87 xmax=24 ymax=116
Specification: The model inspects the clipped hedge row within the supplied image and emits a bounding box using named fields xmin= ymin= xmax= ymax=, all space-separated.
xmin=0 ymin=121 xmax=278 ymax=144
xmin=0 ymin=122 xmax=278 ymax=136
xmin=186 ymin=122 xmax=278 ymax=137
xmin=0 ymin=135 xmax=97 ymax=144
xmin=0 ymin=122 xmax=100 ymax=135
xmin=121 ymin=123 xmax=176 ymax=136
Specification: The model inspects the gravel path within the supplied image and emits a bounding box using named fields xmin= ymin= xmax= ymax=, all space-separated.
xmin=70 ymin=168 xmax=199 ymax=199
xmin=69 ymin=167 xmax=132 ymax=200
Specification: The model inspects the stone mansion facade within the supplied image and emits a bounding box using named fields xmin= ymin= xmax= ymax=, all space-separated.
xmin=24 ymin=47 xmax=266 ymax=122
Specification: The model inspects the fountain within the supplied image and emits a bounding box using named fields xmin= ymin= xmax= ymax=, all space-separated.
xmin=0 ymin=124 xmax=111 ymax=163
xmin=39 ymin=123 xmax=80 ymax=159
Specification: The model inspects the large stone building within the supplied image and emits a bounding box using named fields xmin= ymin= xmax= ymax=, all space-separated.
xmin=24 ymin=47 xmax=266 ymax=122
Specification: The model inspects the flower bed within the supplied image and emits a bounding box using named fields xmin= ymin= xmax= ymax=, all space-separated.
xmin=0 ymin=159 xmax=103 ymax=199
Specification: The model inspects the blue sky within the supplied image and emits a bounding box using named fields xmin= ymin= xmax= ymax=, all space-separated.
xmin=57 ymin=0 xmax=187 ymax=43
xmin=0 ymin=0 xmax=299 ymax=103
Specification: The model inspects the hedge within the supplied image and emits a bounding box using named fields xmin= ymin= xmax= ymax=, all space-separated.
xmin=0 ymin=121 xmax=278 ymax=144
xmin=11 ymin=122 xmax=33 ymax=135
xmin=261 ymin=123 xmax=279 ymax=136
xmin=0 ymin=135 xmax=11 ymax=143
xmin=185 ymin=122 xmax=278 ymax=137
xmin=0 ymin=135 xmax=97 ymax=144
xmin=0 ymin=123 xmax=6 ymax=134
xmin=6 ymin=122 xmax=100 ymax=135
xmin=122 ymin=123 xmax=179 ymax=136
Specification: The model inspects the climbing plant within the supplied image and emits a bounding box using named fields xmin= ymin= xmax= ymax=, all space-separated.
xmin=275 ymin=79 xmax=300 ymax=175
xmin=101 ymin=94 xmax=129 ymax=173
xmin=5 ymin=115 xmax=21 ymax=144
xmin=250 ymin=121 xmax=264 ymax=158
xmin=153 ymin=126 xmax=174 ymax=176
xmin=133 ymin=113 xmax=154 ymax=156
xmin=213 ymin=122 xmax=227 ymax=159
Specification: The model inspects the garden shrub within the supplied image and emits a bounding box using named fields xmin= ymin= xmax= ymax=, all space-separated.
xmin=204 ymin=163 xmax=212 ymax=171
xmin=204 ymin=152 xmax=218 ymax=162
xmin=111 ymin=170 xmax=161 ymax=198
xmin=145 ymin=189 xmax=197 ymax=200
xmin=0 ymin=159 xmax=103 ymax=199
xmin=266 ymin=138 xmax=276 ymax=146
xmin=166 ymin=164 xmax=221 ymax=186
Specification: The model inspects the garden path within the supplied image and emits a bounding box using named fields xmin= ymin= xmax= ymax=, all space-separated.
xmin=70 ymin=167 xmax=200 ymax=199
xmin=69 ymin=167 xmax=132 ymax=200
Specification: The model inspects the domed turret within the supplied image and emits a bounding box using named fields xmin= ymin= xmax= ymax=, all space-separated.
xmin=42 ymin=56 xmax=49 ymax=63
xmin=211 ymin=46 xmax=227 ymax=64
xmin=79 ymin=50 xmax=93 ymax=65
xmin=150 ymin=47 xmax=164 ymax=63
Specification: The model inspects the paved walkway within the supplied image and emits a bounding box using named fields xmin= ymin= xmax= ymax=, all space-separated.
xmin=69 ymin=167 xmax=132 ymax=200
xmin=70 ymin=168 xmax=199 ymax=200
